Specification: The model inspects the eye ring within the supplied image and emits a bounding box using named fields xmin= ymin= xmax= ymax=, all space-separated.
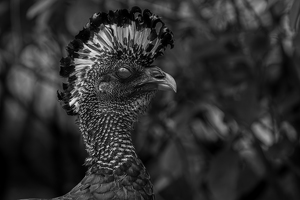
xmin=116 ymin=67 xmax=132 ymax=79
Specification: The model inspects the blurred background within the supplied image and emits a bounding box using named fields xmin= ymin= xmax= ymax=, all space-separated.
xmin=1 ymin=0 xmax=300 ymax=199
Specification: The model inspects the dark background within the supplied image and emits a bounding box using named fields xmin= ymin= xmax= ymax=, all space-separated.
xmin=1 ymin=0 xmax=300 ymax=200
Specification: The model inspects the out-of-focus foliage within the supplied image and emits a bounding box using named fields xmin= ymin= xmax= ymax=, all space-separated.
xmin=1 ymin=0 xmax=300 ymax=200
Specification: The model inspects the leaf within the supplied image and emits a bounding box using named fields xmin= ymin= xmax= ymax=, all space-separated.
xmin=159 ymin=176 xmax=194 ymax=200
xmin=66 ymin=0 xmax=99 ymax=35
xmin=159 ymin=141 xmax=182 ymax=178
xmin=288 ymin=0 xmax=300 ymax=32
xmin=207 ymin=149 xmax=240 ymax=200
xmin=222 ymin=81 xmax=261 ymax=127
xmin=236 ymin=162 xmax=261 ymax=197
xmin=27 ymin=0 xmax=57 ymax=19
xmin=241 ymin=30 xmax=270 ymax=61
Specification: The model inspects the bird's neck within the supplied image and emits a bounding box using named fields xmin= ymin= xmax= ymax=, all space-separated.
xmin=78 ymin=101 xmax=146 ymax=171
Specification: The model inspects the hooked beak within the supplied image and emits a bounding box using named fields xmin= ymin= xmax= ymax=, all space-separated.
xmin=140 ymin=66 xmax=177 ymax=93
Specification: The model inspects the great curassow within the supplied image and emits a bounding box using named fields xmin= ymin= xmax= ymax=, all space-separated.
xmin=23 ymin=6 xmax=175 ymax=200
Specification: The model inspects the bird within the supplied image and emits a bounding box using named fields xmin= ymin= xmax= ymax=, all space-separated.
xmin=23 ymin=6 xmax=175 ymax=200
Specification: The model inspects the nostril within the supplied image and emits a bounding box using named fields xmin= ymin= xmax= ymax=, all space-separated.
xmin=155 ymin=74 xmax=165 ymax=79
xmin=152 ymin=70 xmax=165 ymax=79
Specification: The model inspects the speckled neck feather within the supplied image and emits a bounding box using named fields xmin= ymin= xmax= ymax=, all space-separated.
xmin=79 ymin=94 xmax=153 ymax=171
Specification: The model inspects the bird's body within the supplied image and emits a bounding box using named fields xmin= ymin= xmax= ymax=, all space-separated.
xmin=23 ymin=6 xmax=175 ymax=200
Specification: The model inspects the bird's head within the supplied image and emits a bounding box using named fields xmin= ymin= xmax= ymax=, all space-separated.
xmin=58 ymin=7 xmax=175 ymax=116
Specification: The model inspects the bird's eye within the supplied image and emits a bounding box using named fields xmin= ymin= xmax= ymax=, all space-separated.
xmin=116 ymin=67 xmax=132 ymax=79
